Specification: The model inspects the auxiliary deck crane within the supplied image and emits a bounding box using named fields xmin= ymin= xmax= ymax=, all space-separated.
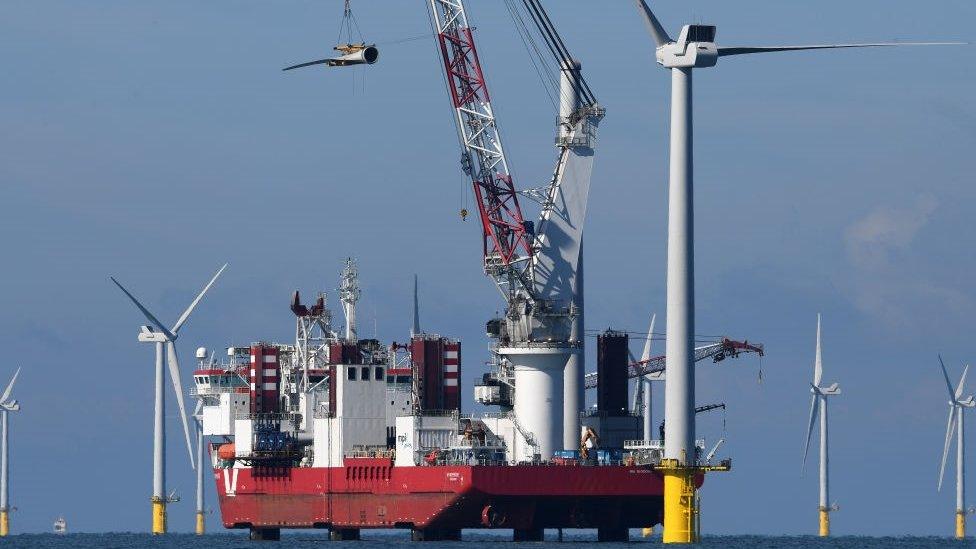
xmin=584 ymin=338 xmax=764 ymax=390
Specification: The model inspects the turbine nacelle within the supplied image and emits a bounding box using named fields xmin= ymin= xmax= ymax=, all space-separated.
xmin=811 ymin=382 xmax=841 ymax=396
xmin=138 ymin=325 xmax=170 ymax=343
xmin=657 ymin=25 xmax=719 ymax=68
xmin=1 ymin=401 xmax=19 ymax=412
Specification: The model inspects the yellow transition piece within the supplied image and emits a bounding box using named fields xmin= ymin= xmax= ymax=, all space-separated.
xmin=151 ymin=499 xmax=167 ymax=535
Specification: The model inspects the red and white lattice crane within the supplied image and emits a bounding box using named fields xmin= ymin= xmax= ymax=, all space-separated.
xmin=428 ymin=1 xmax=535 ymax=301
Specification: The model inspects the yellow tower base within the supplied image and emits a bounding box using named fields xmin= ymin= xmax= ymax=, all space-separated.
xmin=818 ymin=507 xmax=829 ymax=537
xmin=0 ymin=509 xmax=9 ymax=537
xmin=661 ymin=459 xmax=698 ymax=544
xmin=151 ymin=498 xmax=167 ymax=535
xmin=196 ymin=511 xmax=206 ymax=535
xmin=956 ymin=511 xmax=966 ymax=540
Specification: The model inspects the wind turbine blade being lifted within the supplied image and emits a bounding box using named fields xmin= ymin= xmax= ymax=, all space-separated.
xmin=718 ymin=42 xmax=965 ymax=57
xmin=633 ymin=0 xmax=671 ymax=48
xmin=110 ymin=277 xmax=176 ymax=340
xmin=801 ymin=393 xmax=819 ymax=472
xmin=283 ymin=58 xmax=332 ymax=71
xmin=166 ymin=341 xmax=196 ymax=470
xmin=938 ymin=406 xmax=956 ymax=491
xmin=0 ymin=367 xmax=20 ymax=405
xmin=172 ymin=264 xmax=227 ymax=335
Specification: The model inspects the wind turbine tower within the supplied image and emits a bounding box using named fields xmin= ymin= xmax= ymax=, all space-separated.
xmin=803 ymin=315 xmax=841 ymax=537
xmin=938 ymin=357 xmax=974 ymax=539
xmin=0 ymin=368 xmax=20 ymax=537
xmin=631 ymin=0 xmax=958 ymax=542
xmin=193 ymin=394 xmax=206 ymax=535
xmin=111 ymin=264 xmax=226 ymax=534
xmin=338 ymin=258 xmax=361 ymax=342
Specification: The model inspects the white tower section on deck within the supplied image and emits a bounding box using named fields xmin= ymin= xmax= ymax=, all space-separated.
xmin=338 ymin=258 xmax=361 ymax=342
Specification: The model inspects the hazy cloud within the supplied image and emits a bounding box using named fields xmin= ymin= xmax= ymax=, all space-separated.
xmin=844 ymin=196 xmax=969 ymax=324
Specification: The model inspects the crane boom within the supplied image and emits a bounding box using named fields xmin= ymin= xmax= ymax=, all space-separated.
xmin=584 ymin=338 xmax=763 ymax=390
xmin=428 ymin=0 xmax=534 ymax=299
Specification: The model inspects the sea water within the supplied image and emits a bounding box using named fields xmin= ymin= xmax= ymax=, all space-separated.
xmin=0 ymin=532 xmax=966 ymax=548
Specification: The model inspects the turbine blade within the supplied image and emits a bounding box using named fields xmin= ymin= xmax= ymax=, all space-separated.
xmin=938 ymin=406 xmax=956 ymax=491
xmin=283 ymin=58 xmax=332 ymax=71
xmin=172 ymin=264 xmax=227 ymax=335
xmin=194 ymin=399 xmax=203 ymax=418
xmin=814 ymin=314 xmax=823 ymax=387
xmin=955 ymin=364 xmax=969 ymax=401
xmin=718 ymin=42 xmax=965 ymax=57
xmin=641 ymin=313 xmax=657 ymax=362
xmin=110 ymin=277 xmax=176 ymax=340
xmin=802 ymin=394 xmax=819 ymax=472
xmin=166 ymin=341 xmax=196 ymax=470
xmin=633 ymin=0 xmax=672 ymax=47
xmin=939 ymin=355 xmax=958 ymax=402
xmin=0 ymin=368 xmax=20 ymax=405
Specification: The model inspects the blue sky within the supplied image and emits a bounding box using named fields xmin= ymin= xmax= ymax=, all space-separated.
xmin=1 ymin=0 xmax=974 ymax=536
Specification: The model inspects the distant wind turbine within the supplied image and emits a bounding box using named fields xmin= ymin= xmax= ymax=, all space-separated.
xmin=111 ymin=263 xmax=226 ymax=534
xmin=802 ymin=315 xmax=841 ymax=537
xmin=937 ymin=356 xmax=975 ymax=539
xmin=0 ymin=369 xmax=20 ymax=537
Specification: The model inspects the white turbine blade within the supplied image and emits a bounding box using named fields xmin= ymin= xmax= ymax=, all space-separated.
xmin=166 ymin=341 xmax=196 ymax=470
xmin=171 ymin=263 xmax=227 ymax=335
xmin=0 ymin=368 xmax=20 ymax=405
xmin=801 ymin=393 xmax=820 ymax=472
xmin=633 ymin=0 xmax=671 ymax=47
xmin=110 ymin=277 xmax=175 ymax=340
xmin=954 ymin=364 xmax=969 ymax=401
xmin=939 ymin=355 xmax=958 ymax=402
xmin=641 ymin=313 xmax=657 ymax=362
xmin=814 ymin=314 xmax=823 ymax=387
xmin=718 ymin=42 xmax=964 ymax=58
xmin=938 ymin=406 xmax=957 ymax=491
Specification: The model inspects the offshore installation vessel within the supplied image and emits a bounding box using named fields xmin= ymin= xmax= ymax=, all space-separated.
xmin=194 ymin=0 xmax=758 ymax=541
xmin=194 ymin=262 xmax=753 ymax=541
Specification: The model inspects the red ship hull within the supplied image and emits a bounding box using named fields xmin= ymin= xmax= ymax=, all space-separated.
xmin=214 ymin=459 xmax=684 ymax=536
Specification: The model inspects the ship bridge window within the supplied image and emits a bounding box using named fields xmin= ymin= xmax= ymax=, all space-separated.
xmin=374 ymin=367 xmax=384 ymax=381
xmin=396 ymin=375 xmax=410 ymax=384
xmin=347 ymin=367 xmax=356 ymax=381
xmin=361 ymin=367 xmax=370 ymax=381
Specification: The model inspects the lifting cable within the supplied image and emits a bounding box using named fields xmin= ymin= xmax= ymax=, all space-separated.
xmin=334 ymin=0 xmax=364 ymax=47
xmin=518 ymin=0 xmax=597 ymax=107
xmin=503 ymin=0 xmax=560 ymax=112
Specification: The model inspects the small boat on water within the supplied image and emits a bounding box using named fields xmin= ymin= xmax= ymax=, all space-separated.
xmin=53 ymin=516 xmax=66 ymax=534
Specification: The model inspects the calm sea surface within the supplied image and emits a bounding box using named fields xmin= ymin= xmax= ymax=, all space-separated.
xmin=0 ymin=533 xmax=967 ymax=548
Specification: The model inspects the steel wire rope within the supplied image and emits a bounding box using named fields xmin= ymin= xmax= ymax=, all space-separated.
xmin=503 ymin=0 xmax=560 ymax=113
